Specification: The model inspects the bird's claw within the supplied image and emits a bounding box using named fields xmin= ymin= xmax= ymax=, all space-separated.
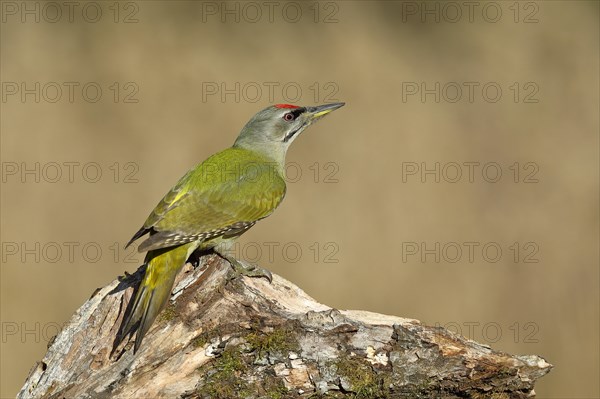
xmin=229 ymin=257 xmax=273 ymax=283
xmin=234 ymin=261 xmax=273 ymax=283
xmin=214 ymin=250 xmax=273 ymax=283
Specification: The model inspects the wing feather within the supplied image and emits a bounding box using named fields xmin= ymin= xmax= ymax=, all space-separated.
xmin=128 ymin=148 xmax=286 ymax=252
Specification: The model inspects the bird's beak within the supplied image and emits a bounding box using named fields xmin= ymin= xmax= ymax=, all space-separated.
xmin=306 ymin=102 xmax=345 ymax=121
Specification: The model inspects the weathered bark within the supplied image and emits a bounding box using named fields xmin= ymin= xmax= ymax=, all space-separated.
xmin=19 ymin=254 xmax=552 ymax=398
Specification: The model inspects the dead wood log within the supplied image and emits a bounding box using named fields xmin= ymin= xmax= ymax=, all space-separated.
xmin=18 ymin=254 xmax=552 ymax=398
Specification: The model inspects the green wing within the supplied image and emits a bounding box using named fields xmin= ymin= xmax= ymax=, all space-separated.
xmin=127 ymin=148 xmax=286 ymax=252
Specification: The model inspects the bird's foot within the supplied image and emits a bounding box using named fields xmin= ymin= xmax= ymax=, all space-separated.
xmin=217 ymin=252 xmax=272 ymax=283
xmin=231 ymin=258 xmax=273 ymax=283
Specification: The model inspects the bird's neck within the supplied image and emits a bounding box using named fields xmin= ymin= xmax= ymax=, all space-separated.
xmin=232 ymin=140 xmax=288 ymax=175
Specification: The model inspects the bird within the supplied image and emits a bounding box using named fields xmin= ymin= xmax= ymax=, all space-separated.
xmin=114 ymin=102 xmax=345 ymax=353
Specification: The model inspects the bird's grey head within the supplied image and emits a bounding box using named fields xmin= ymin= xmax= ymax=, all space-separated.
xmin=233 ymin=103 xmax=345 ymax=163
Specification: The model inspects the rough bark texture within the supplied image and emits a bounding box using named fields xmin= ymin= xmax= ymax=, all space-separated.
xmin=19 ymin=255 xmax=552 ymax=399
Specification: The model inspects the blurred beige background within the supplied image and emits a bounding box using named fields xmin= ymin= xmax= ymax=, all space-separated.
xmin=1 ymin=1 xmax=598 ymax=397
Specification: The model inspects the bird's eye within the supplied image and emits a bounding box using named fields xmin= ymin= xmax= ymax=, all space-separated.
xmin=283 ymin=112 xmax=295 ymax=122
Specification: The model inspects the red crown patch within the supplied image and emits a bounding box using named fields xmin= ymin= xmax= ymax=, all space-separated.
xmin=274 ymin=104 xmax=299 ymax=109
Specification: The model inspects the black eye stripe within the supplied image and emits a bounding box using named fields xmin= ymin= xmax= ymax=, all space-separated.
xmin=284 ymin=108 xmax=305 ymax=120
xmin=292 ymin=108 xmax=305 ymax=118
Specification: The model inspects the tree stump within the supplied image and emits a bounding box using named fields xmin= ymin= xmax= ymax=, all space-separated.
xmin=18 ymin=254 xmax=552 ymax=398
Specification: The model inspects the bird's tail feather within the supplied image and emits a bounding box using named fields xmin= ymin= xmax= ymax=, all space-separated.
xmin=115 ymin=243 xmax=194 ymax=353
